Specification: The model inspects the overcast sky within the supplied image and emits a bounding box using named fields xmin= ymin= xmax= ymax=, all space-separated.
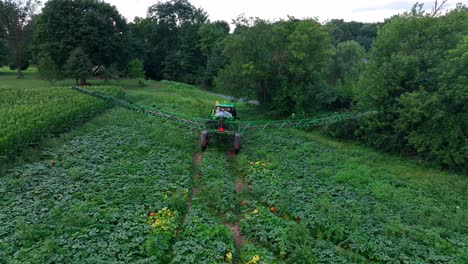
xmin=96 ymin=0 xmax=466 ymax=23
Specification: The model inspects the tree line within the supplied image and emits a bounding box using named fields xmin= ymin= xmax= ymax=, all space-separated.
xmin=0 ymin=0 xmax=379 ymax=84
xmin=0 ymin=0 xmax=466 ymax=171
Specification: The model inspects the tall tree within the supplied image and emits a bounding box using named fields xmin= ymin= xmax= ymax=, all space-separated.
xmin=327 ymin=40 xmax=366 ymax=109
xmin=0 ymin=0 xmax=39 ymax=78
xmin=127 ymin=58 xmax=145 ymax=79
xmin=354 ymin=3 xmax=468 ymax=169
xmin=65 ymin=47 xmax=92 ymax=85
xmin=37 ymin=53 xmax=58 ymax=84
xmin=216 ymin=18 xmax=333 ymax=115
xmin=127 ymin=17 xmax=155 ymax=78
xmin=216 ymin=18 xmax=274 ymax=103
xmin=144 ymin=0 xmax=208 ymax=82
xmin=0 ymin=24 xmax=6 ymax=66
xmin=396 ymin=36 xmax=468 ymax=171
xmin=324 ymin=19 xmax=382 ymax=50
xmin=199 ymin=21 xmax=230 ymax=87
xmin=0 ymin=39 xmax=8 ymax=67
xmin=34 ymin=0 xmax=127 ymax=73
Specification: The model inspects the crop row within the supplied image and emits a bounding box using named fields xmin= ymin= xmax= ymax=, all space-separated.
xmin=0 ymin=86 xmax=123 ymax=158
xmin=171 ymin=149 xmax=236 ymax=263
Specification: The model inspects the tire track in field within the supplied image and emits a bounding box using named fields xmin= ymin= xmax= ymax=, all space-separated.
xmin=225 ymin=150 xmax=248 ymax=249
xmin=189 ymin=152 xmax=202 ymax=203
xmin=174 ymin=151 xmax=202 ymax=240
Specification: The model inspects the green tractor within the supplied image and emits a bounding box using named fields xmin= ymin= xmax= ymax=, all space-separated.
xmin=200 ymin=101 xmax=241 ymax=153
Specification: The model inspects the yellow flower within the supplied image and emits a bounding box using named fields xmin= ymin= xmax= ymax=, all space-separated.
xmin=252 ymin=208 xmax=259 ymax=214
xmin=247 ymin=255 xmax=260 ymax=264
xmin=253 ymin=255 xmax=260 ymax=261
xmin=225 ymin=252 xmax=233 ymax=262
xmin=151 ymin=219 xmax=161 ymax=228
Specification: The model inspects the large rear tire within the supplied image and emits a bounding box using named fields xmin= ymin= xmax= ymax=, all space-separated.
xmin=234 ymin=133 xmax=241 ymax=154
xmin=200 ymin=131 xmax=208 ymax=151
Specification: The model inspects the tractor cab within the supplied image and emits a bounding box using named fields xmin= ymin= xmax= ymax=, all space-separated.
xmin=201 ymin=100 xmax=241 ymax=153
xmin=211 ymin=101 xmax=237 ymax=120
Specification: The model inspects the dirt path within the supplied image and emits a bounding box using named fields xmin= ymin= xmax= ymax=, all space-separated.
xmin=223 ymin=151 xmax=250 ymax=250
xmin=186 ymin=152 xmax=202 ymax=209
xmin=226 ymin=223 xmax=244 ymax=248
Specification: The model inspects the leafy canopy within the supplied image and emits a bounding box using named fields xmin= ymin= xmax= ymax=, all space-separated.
xmin=65 ymin=47 xmax=92 ymax=85
xmin=128 ymin=58 xmax=145 ymax=79
xmin=34 ymin=0 xmax=127 ymax=70
xmin=0 ymin=0 xmax=38 ymax=77
xmin=354 ymin=4 xmax=468 ymax=170
xmin=216 ymin=18 xmax=333 ymax=116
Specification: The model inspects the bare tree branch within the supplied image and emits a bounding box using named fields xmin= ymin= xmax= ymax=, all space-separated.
xmin=432 ymin=0 xmax=449 ymax=17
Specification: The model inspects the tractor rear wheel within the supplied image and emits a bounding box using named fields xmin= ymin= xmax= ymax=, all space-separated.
xmin=200 ymin=131 xmax=208 ymax=151
xmin=234 ymin=133 xmax=241 ymax=154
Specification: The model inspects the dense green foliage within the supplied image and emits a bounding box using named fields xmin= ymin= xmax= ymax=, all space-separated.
xmin=324 ymin=19 xmax=381 ymax=50
xmin=238 ymin=129 xmax=467 ymax=262
xmin=327 ymin=40 xmax=366 ymax=109
xmin=396 ymin=38 xmax=468 ymax=169
xmin=128 ymin=0 xmax=206 ymax=82
xmin=198 ymin=21 xmax=230 ymax=87
xmin=216 ymin=18 xmax=333 ymax=115
xmin=127 ymin=58 xmax=145 ymax=79
xmin=354 ymin=5 xmax=468 ymax=170
xmin=64 ymin=48 xmax=93 ymax=85
xmin=0 ymin=85 xmax=122 ymax=159
xmin=34 ymin=0 xmax=127 ymax=72
xmin=0 ymin=39 xmax=9 ymax=66
xmin=37 ymin=53 xmax=58 ymax=84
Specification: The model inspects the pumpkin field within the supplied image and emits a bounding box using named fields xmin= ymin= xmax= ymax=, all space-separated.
xmin=0 ymin=69 xmax=466 ymax=263
xmin=1 ymin=0 xmax=467 ymax=262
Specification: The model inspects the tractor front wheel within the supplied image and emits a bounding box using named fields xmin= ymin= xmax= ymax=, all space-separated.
xmin=200 ymin=131 xmax=208 ymax=151
xmin=234 ymin=133 xmax=241 ymax=154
